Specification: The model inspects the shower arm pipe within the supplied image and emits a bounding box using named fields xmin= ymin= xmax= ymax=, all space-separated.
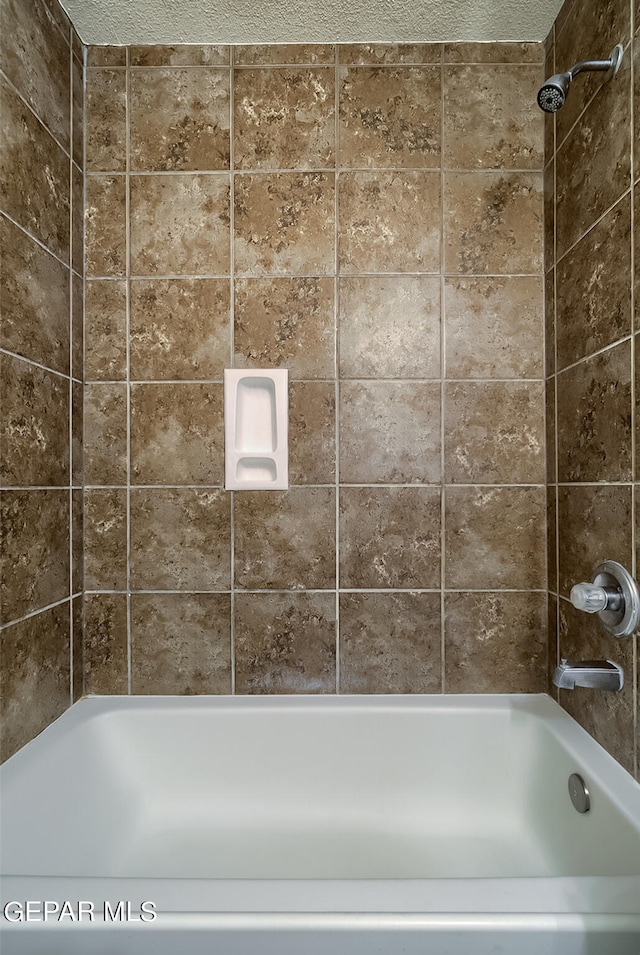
xmin=566 ymin=55 xmax=620 ymax=81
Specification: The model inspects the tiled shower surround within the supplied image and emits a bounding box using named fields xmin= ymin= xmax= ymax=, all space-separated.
xmin=81 ymin=41 xmax=548 ymax=703
xmin=1 ymin=0 xmax=638 ymax=779
xmin=1 ymin=0 xmax=84 ymax=760
xmin=545 ymin=0 xmax=639 ymax=776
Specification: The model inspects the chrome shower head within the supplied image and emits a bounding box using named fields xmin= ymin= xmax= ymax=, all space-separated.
xmin=537 ymin=72 xmax=572 ymax=112
xmin=537 ymin=43 xmax=624 ymax=113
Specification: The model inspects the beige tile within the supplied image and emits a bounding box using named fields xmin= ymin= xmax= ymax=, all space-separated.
xmin=444 ymin=592 xmax=547 ymax=692
xmin=71 ymin=162 xmax=83 ymax=277
xmin=85 ymin=176 xmax=127 ymax=277
xmin=339 ymin=486 xmax=441 ymax=588
xmin=444 ymin=382 xmax=546 ymax=484
xmin=85 ymin=280 xmax=127 ymax=381
xmin=0 ymin=490 xmax=70 ymax=624
xmin=0 ymin=0 xmax=71 ymax=152
xmin=72 ymin=53 xmax=84 ymax=169
xmin=556 ymin=341 xmax=632 ymax=483
xmin=87 ymin=46 xmax=126 ymax=67
xmin=72 ymin=273 xmax=83 ymax=382
xmin=340 ymin=44 xmax=441 ymax=65
xmin=131 ymin=594 xmax=231 ymax=694
xmin=635 ymin=36 xmax=640 ymax=176
xmin=556 ymin=51 xmax=631 ymax=259
xmin=558 ymin=597 xmax=635 ymax=775
xmin=0 ymin=353 xmax=69 ymax=486
xmin=443 ymin=43 xmax=543 ymax=63
xmin=84 ymin=383 xmax=128 ymax=486
xmin=72 ymin=381 xmax=83 ymax=486
xmin=547 ymin=486 xmax=557 ymax=593
xmin=444 ymin=171 xmax=543 ymax=274
xmin=543 ymin=159 xmax=554 ymax=274
xmin=234 ymin=68 xmax=335 ymax=170
xmin=130 ymin=488 xmax=231 ymax=590
xmin=72 ymin=594 xmax=83 ymax=701
xmin=235 ymin=45 xmax=335 ymax=65
xmin=339 ymin=276 xmax=440 ymax=378
xmin=85 ymin=69 xmax=127 ymax=172
xmin=0 ymin=603 xmax=70 ymax=762
xmin=130 ymin=278 xmax=230 ymax=380
xmin=548 ymin=592 xmax=558 ymax=695
xmin=130 ymin=45 xmax=229 ymax=66
xmin=445 ymin=486 xmax=546 ymax=589
xmin=445 ymin=276 xmax=544 ymax=378
xmin=235 ymin=592 xmax=336 ymax=693
xmin=84 ymin=488 xmax=127 ymax=591
xmin=557 ymin=485 xmax=633 ymax=599
xmin=130 ymin=383 xmax=224 ymax=485
xmin=234 ymin=277 xmax=335 ymax=379
xmin=339 ymin=381 xmax=441 ymax=483
xmin=556 ymin=196 xmax=631 ymax=370
xmin=84 ymin=593 xmax=128 ymax=694
xmin=72 ymin=489 xmax=83 ymax=594
xmin=443 ymin=65 xmax=543 ymax=169
xmin=130 ymin=174 xmax=231 ymax=276
xmin=234 ymin=172 xmax=335 ymax=275
xmin=339 ymin=66 xmax=440 ymax=168
xmin=338 ymin=171 xmax=440 ymax=273
xmin=339 ymin=592 xmax=441 ymax=693
xmin=0 ymin=216 xmax=70 ymax=375
xmin=130 ymin=69 xmax=230 ymax=171
xmin=1 ymin=77 xmax=70 ymax=263
xmin=637 ymin=334 xmax=640 ymax=482
xmin=545 ymin=374 xmax=556 ymax=484
xmin=234 ymin=488 xmax=336 ymax=590
xmin=289 ymin=381 xmax=336 ymax=485
xmin=555 ymin=0 xmax=631 ymax=146
xmin=43 ymin=0 xmax=72 ymax=38
xmin=544 ymin=268 xmax=555 ymax=378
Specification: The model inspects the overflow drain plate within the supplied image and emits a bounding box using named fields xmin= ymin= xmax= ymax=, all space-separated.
xmin=568 ymin=773 xmax=591 ymax=813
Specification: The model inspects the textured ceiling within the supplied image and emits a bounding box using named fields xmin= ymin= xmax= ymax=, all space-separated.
xmin=59 ymin=0 xmax=564 ymax=46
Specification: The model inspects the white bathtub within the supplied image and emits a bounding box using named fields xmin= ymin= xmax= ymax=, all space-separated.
xmin=1 ymin=694 xmax=639 ymax=954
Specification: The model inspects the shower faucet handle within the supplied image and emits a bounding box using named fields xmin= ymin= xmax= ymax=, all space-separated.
xmin=570 ymin=582 xmax=621 ymax=614
xmin=569 ymin=561 xmax=640 ymax=639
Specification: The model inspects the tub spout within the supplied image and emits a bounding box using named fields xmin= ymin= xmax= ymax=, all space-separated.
xmin=552 ymin=659 xmax=624 ymax=692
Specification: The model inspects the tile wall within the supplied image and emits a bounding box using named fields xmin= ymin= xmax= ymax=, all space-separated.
xmin=0 ymin=0 xmax=84 ymax=760
xmin=83 ymin=41 xmax=548 ymax=699
xmin=545 ymin=0 xmax=638 ymax=776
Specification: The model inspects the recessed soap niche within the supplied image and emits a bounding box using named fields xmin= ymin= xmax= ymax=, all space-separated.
xmin=224 ymin=369 xmax=288 ymax=490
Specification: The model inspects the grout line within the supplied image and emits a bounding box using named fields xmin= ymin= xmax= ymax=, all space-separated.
xmin=0 ymin=209 xmax=77 ymax=273
xmin=125 ymin=46 xmax=132 ymax=696
xmin=90 ymin=270 xmax=546 ymax=280
xmin=86 ymin=166 xmax=546 ymax=176
xmin=68 ymin=36 xmax=75 ymax=707
xmin=0 ymin=67 xmax=73 ymax=164
xmin=229 ymin=49 xmax=236 ymax=695
xmin=80 ymin=40 xmax=87 ymax=699
xmin=0 ymin=347 xmax=80 ymax=383
xmin=75 ymin=482 xmax=550 ymax=491
xmin=0 ymin=595 xmax=82 ymax=632
xmin=554 ymin=335 xmax=634 ymax=376
xmin=629 ymin=20 xmax=638 ymax=782
xmin=82 ymin=587 xmax=548 ymax=596
xmin=335 ymin=44 xmax=341 ymax=695
xmin=440 ymin=45 xmax=446 ymax=695
xmin=84 ymin=375 xmax=547 ymax=385
xmin=554 ymin=186 xmax=632 ymax=270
